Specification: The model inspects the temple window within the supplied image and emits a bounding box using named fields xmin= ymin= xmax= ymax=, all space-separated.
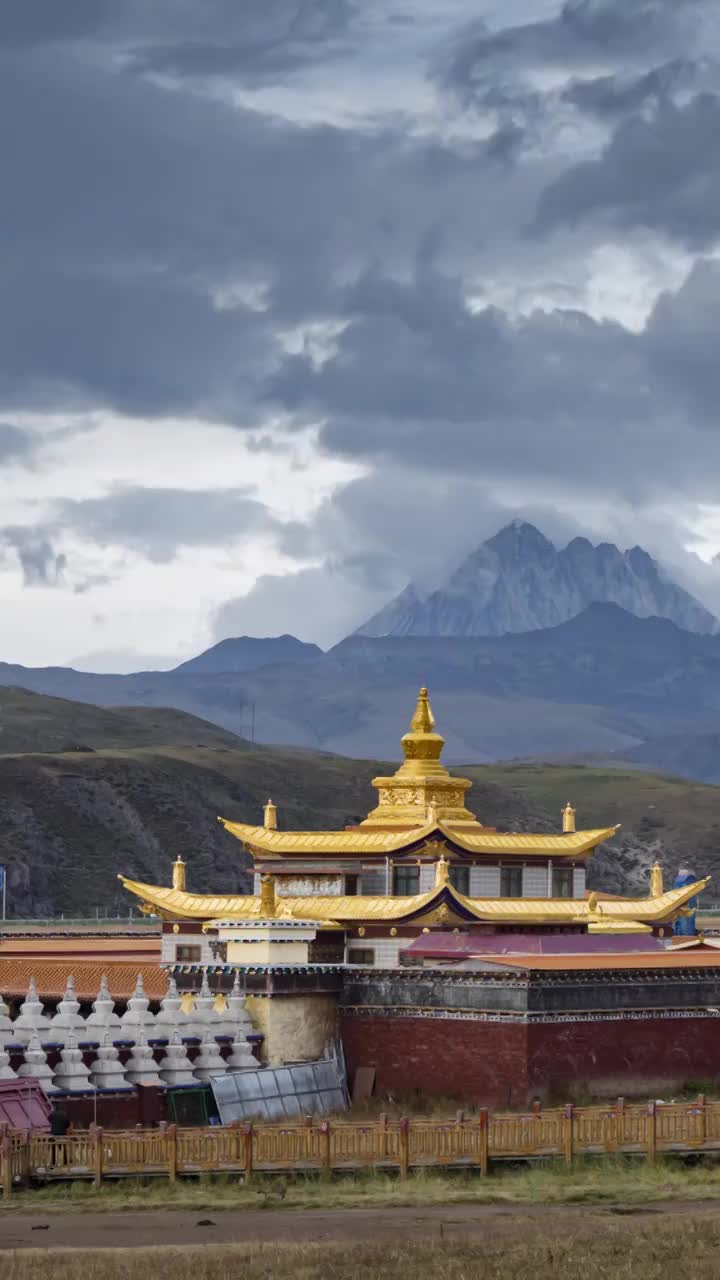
xmin=552 ymin=868 xmax=573 ymax=898
xmin=393 ymin=865 xmax=420 ymax=896
xmin=176 ymin=944 xmax=202 ymax=962
xmin=345 ymin=875 xmax=359 ymax=896
xmin=347 ymin=948 xmax=375 ymax=965
xmin=449 ymin=865 xmax=470 ymax=895
xmin=500 ymin=866 xmax=523 ymax=897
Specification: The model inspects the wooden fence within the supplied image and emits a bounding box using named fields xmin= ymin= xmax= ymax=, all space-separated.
xmin=2 ymin=1098 xmax=719 ymax=1196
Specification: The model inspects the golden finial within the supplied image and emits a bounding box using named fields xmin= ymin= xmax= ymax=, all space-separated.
xmin=650 ymin=861 xmax=663 ymax=898
xmin=400 ymin=687 xmax=445 ymax=769
xmin=172 ymin=857 xmax=186 ymax=892
xmin=427 ymin=799 xmax=439 ymax=826
xmin=587 ymin=891 xmax=598 ymax=913
xmin=263 ymin=799 xmax=277 ymax=830
xmin=411 ymin=687 xmax=435 ymax=733
xmin=259 ymin=873 xmax=277 ymax=917
xmin=562 ymin=802 xmax=576 ymax=834
xmin=434 ymin=854 xmax=450 ymax=888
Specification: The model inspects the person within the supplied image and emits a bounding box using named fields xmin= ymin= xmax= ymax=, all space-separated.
xmin=49 ymin=1104 xmax=69 ymax=1137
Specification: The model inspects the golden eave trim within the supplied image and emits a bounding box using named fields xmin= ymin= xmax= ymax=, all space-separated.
xmin=118 ymin=873 xmax=708 ymax=927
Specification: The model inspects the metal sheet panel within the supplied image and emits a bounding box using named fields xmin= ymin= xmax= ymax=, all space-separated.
xmin=210 ymin=1042 xmax=349 ymax=1124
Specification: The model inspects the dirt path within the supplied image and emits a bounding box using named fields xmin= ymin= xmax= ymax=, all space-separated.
xmin=1 ymin=1199 xmax=719 ymax=1252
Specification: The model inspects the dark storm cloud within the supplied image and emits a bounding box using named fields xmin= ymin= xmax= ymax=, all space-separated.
xmin=55 ymin=486 xmax=279 ymax=562
xmin=1 ymin=528 xmax=66 ymax=587
xmin=439 ymin=0 xmax=707 ymax=105
xmin=0 ymin=41 xmax=545 ymax=420
xmin=0 ymin=0 xmax=359 ymax=82
xmin=536 ymin=94 xmax=720 ymax=248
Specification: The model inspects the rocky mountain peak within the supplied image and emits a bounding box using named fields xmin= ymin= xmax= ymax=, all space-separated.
xmin=355 ymin=522 xmax=719 ymax=639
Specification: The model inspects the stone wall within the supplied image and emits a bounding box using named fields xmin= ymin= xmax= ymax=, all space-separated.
xmin=246 ymin=994 xmax=338 ymax=1066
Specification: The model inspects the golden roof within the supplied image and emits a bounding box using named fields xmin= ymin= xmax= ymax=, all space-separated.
xmin=218 ymin=688 xmax=618 ymax=861
xmin=118 ymin=873 xmax=709 ymax=929
xmin=219 ymin=817 xmax=618 ymax=859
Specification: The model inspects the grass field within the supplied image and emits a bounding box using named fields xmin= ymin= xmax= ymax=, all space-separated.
xmin=7 ymin=1155 xmax=720 ymax=1214
xmin=3 ymin=1215 xmax=720 ymax=1279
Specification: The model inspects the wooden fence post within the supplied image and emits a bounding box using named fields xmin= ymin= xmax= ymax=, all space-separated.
xmin=563 ymin=1105 xmax=574 ymax=1166
xmin=244 ymin=1122 xmax=253 ymax=1182
xmin=478 ymin=1108 xmax=489 ymax=1177
xmin=646 ymin=1101 xmax=657 ymax=1163
xmin=321 ymin=1121 xmax=331 ymax=1171
xmin=698 ymin=1095 xmax=707 ymax=1147
xmin=399 ymin=1118 xmax=409 ymax=1179
xmin=379 ymin=1112 xmax=388 ymax=1162
xmin=92 ymin=1126 xmax=104 ymax=1188
xmin=0 ymin=1131 xmax=10 ymax=1200
xmin=167 ymin=1124 xmax=177 ymax=1183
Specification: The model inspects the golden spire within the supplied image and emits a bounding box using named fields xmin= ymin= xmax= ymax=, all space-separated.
xmin=650 ymin=861 xmax=663 ymax=898
xmin=259 ymin=873 xmax=277 ymax=917
xmin=263 ymin=798 xmax=277 ymax=831
xmin=400 ymin=687 xmax=445 ymax=773
xmin=434 ymin=854 xmax=450 ymax=889
xmin=172 ymin=857 xmax=186 ymax=892
xmin=562 ymin=802 xmax=576 ymax=834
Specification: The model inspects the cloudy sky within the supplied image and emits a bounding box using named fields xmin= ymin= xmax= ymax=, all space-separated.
xmin=5 ymin=0 xmax=720 ymax=668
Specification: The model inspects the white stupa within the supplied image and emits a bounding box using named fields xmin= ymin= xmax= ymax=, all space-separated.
xmin=0 ymin=994 xmax=15 ymax=1046
xmin=89 ymin=1029 xmax=132 ymax=1092
xmin=17 ymin=1032 xmax=57 ymax=1093
xmin=220 ymin=972 xmax=255 ymax=1040
xmin=119 ymin=974 xmax=156 ymax=1036
xmin=0 ymin=1042 xmax=17 ymax=1081
xmin=85 ymin=976 xmax=122 ymax=1036
xmin=12 ymin=978 xmax=51 ymax=1045
xmin=154 ymin=975 xmax=182 ymax=1038
xmin=157 ymin=1029 xmax=196 ymax=1087
xmin=124 ymin=1027 xmax=162 ymax=1087
xmin=184 ymin=972 xmax=220 ymax=1041
xmin=51 ymin=976 xmax=86 ymax=1042
xmin=226 ymin=1027 xmax=257 ymax=1070
xmin=192 ymin=1030 xmax=227 ymax=1081
xmin=52 ymin=1031 xmax=95 ymax=1093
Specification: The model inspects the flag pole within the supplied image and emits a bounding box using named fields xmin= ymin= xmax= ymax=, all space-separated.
xmin=2 ymin=869 xmax=6 ymax=922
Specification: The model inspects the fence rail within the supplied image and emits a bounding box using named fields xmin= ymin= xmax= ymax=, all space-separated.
xmin=3 ymin=1098 xmax=720 ymax=1195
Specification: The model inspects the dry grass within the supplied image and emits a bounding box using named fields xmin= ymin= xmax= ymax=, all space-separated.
xmin=7 ymin=1155 xmax=720 ymax=1214
xmin=4 ymin=1217 xmax=720 ymax=1279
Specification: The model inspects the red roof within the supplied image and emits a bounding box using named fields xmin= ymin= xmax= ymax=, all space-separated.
xmin=0 ymin=958 xmax=167 ymax=1001
xmin=470 ymin=952 xmax=720 ymax=972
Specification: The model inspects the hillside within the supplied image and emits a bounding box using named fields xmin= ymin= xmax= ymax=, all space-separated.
xmin=0 ymin=686 xmax=248 ymax=754
xmin=0 ymin=715 xmax=718 ymax=916
xmin=173 ymin=634 xmax=322 ymax=674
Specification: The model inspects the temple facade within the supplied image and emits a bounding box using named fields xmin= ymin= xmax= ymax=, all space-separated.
xmin=120 ymin=688 xmax=707 ymax=971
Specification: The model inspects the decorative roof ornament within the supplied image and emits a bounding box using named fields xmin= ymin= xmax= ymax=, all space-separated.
xmin=651 ymin=861 xmax=664 ymax=898
xmin=562 ymin=802 xmax=576 ymax=834
xmin=172 ymin=858 xmax=186 ymax=892
xmin=260 ymin=873 xmax=277 ymax=918
xmin=434 ymin=854 xmax=450 ymax=889
xmin=263 ymin=798 xmax=277 ymax=831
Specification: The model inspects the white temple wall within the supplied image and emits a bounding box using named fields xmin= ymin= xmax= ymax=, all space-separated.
xmin=522 ymin=866 xmax=549 ymax=897
xmin=470 ymin=866 xmax=501 ymax=896
xmin=346 ymin=938 xmax=405 ymax=968
xmin=161 ymin=931 xmax=215 ymax=966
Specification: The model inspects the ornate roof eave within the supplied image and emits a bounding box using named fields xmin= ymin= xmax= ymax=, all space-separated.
xmin=218 ymin=817 xmax=620 ymax=860
xmin=118 ymin=874 xmax=709 ymax=928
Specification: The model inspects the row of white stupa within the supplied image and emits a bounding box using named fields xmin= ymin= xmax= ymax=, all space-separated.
xmin=0 ymin=973 xmax=258 ymax=1093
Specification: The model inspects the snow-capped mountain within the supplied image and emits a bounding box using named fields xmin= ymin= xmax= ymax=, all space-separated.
xmin=355 ymin=521 xmax=719 ymax=638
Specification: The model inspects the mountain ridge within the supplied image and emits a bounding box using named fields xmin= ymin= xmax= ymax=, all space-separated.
xmin=355 ymin=520 xmax=719 ymax=638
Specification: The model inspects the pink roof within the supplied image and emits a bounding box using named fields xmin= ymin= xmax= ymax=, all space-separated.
xmin=402 ymin=932 xmax=666 ymax=960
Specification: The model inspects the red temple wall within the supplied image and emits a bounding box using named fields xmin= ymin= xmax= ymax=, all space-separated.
xmin=527 ymin=1017 xmax=720 ymax=1099
xmin=340 ymin=1013 xmax=720 ymax=1106
xmin=340 ymin=1014 xmax=529 ymax=1108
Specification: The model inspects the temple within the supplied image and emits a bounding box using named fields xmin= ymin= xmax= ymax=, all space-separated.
xmin=119 ymin=688 xmax=707 ymax=968
xmin=116 ymin=689 xmax=718 ymax=1104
